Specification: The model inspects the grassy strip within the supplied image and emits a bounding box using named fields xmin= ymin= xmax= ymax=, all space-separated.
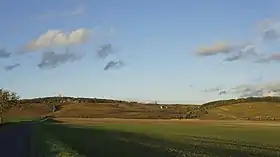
xmin=35 ymin=123 xmax=85 ymax=157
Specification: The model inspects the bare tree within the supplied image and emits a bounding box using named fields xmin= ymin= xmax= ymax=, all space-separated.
xmin=0 ymin=89 xmax=20 ymax=124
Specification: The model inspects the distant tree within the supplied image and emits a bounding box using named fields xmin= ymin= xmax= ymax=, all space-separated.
xmin=46 ymin=97 xmax=64 ymax=113
xmin=0 ymin=89 xmax=20 ymax=124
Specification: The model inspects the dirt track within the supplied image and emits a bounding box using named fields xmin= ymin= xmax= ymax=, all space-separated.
xmin=0 ymin=122 xmax=34 ymax=157
xmin=55 ymin=118 xmax=280 ymax=126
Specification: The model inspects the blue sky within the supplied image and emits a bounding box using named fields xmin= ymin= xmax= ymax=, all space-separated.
xmin=1 ymin=0 xmax=280 ymax=104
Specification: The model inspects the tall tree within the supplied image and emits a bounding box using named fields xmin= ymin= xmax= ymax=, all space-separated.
xmin=0 ymin=89 xmax=20 ymax=124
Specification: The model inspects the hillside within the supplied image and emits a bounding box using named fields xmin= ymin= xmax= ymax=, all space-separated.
xmin=199 ymin=97 xmax=280 ymax=121
xmin=53 ymin=102 xmax=197 ymax=119
xmin=5 ymin=97 xmax=197 ymax=120
xmin=4 ymin=102 xmax=51 ymax=121
xmin=4 ymin=96 xmax=280 ymax=121
xmin=200 ymin=102 xmax=280 ymax=120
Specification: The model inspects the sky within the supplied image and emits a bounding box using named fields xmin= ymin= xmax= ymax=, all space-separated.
xmin=1 ymin=0 xmax=280 ymax=104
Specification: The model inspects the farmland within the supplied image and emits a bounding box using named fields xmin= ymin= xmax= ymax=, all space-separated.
xmin=35 ymin=118 xmax=280 ymax=157
xmin=1 ymin=96 xmax=280 ymax=156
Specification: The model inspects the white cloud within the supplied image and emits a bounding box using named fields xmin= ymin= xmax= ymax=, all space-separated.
xmin=22 ymin=28 xmax=91 ymax=52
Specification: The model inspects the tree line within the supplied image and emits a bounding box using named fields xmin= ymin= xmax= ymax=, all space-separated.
xmin=19 ymin=96 xmax=129 ymax=104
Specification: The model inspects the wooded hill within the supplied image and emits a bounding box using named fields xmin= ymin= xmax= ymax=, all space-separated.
xmin=5 ymin=96 xmax=280 ymax=121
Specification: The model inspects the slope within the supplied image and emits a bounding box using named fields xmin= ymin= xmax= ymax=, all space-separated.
xmin=200 ymin=102 xmax=280 ymax=121
xmin=5 ymin=97 xmax=197 ymax=120
xmin=53 ymin=102 xmax=197 ymax=119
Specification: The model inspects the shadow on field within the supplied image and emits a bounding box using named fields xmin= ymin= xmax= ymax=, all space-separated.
xmin=0 ymin=122 xmax=14 ymax=129
xmin=0 ymin=121 xmax=36 ymax=157
xmin=42 ymin=123 xmax=280 ymax=157
xmin=0 ymin=121 xmax=32 ymax=131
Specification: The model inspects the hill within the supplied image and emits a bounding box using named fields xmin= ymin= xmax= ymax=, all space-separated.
xmin=5 ymin=97 xmax=197 ymax=120
xmin=4 ymin=96 xmax=280 ymax=121
xmin=200 ymin=102 xmax=280 ymax=120
xmin=199 ymin=97 xmax=280 ymax=121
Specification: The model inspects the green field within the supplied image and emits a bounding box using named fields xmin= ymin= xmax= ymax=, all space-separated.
xmin=35 ymin=119 xmax=280 ymax=157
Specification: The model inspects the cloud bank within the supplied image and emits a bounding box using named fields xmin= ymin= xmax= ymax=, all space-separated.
xmin=207 ymin=80 xmax=280 ymax=98
xmin=231 ymin=81 xmax=280 ymax=97
xmin=194 ymin=18 xmax=280 ymax=63
xmin=2 ymin=26 xmax=126 ymax=72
